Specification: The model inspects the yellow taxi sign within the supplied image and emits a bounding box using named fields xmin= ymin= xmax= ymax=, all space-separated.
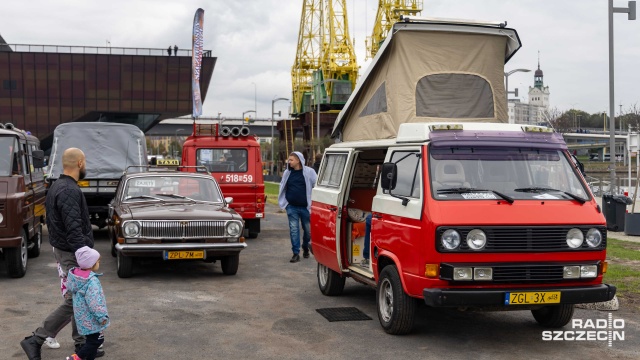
xmin=157 ymin=159 xmax=180 ymax=166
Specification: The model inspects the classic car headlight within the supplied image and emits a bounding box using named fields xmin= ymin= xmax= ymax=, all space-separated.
xmin=226 ymin=221 xmax=241 ymax=237
xmin=586 ymin=228 xmax=602 ymax=248
xmin=566 ymin=228 xmax=584 ymax=248
xmin=124 ymin=221 xmax=141 ymax=237
xmin=441 ymin=229 xmax=461 ymax=250
xmin=466 ymin=229 xmax=487 ymax=250
xmin=0 ymin=213 xmax=3 ymax=224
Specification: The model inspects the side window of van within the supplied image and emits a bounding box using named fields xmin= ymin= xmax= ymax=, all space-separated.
xmin=318 ymin=153 xmax=348 ymax=188
xmin=21 ymin=142 xmax=30 ymax=175
xmin=390 ymin=151 xmax=421 ymax=198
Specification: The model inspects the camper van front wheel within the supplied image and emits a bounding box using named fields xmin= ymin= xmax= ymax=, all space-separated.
xmin=531 ymin=304 xmax=574 ymax=328
xmin=317 ymin=263 xmax=345 ymax=296
xmin=6 ymin=229 xmax=28 ymax=278
xmin=377 ymin=265 xmax=416 ymax=335
xmin=27 ymin=224 xmax=42 ymax=258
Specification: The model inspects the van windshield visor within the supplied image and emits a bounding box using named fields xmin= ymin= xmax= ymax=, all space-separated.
xmin=0 ymin=137 xmax=16 ymax=176
xmin=124 ymin=176 xmax=222 ymax=203
xmin=430 ymin=146 xmax=590 ymax=201
xmin=196 ymin=148 xmax=248 ymax=173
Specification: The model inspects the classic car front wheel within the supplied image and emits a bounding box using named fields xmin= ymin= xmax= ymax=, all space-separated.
xmin=117 ymin=251 xmax=134 ymax=278
xmin=221 ymin=254 xmax=239 ymax=275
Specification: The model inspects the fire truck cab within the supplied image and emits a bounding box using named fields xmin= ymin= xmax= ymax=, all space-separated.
xmin=311 ymin=17 xmax=615 ymax=334
xmin=181 ymin=124 xmax=265 ymax=238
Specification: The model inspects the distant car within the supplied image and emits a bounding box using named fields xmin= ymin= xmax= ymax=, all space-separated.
xmin=107 ymin=168 xmax=246 ymax=278
xmin=589 ymin=154 xmax=599 ymax=161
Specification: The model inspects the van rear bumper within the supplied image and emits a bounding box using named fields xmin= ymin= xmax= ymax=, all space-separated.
xmin=423 ymin=284 xmax=616 ymax=307
xmin=0 ymin=236 xmax=23 ymax=248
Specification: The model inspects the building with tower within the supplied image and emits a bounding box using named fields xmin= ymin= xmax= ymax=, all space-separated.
xmin=508 ymin=55 xmax=551 ymax=125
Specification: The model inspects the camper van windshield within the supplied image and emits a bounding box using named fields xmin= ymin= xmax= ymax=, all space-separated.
xmin=429 ymin=147 xmax=589 ymax=201
xmin=0 ymin=137 xmax=17 ymax=176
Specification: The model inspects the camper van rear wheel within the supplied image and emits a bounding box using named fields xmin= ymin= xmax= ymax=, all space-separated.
xmin=531 ymin=304 xmax=574 ymax=328
xmin=317 ymin=263 xmax=345 ymax=296
xmin=221 ymin=254 xmax=240 ymax=275
xmin=6 ymin=229 xmax=28 ymax=278
xmin=27 ymin=224 xmax=42 ymax=258
xmin=377 ymin=265 xmax=416 ymax=334
xmin=117 ymin=251 xmax=134 ymax=278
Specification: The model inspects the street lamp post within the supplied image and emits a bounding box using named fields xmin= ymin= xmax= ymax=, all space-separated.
xmin=251 ymin=82 xmax=257 ymax=120
xmin=608 ymin=0 xmax=636 ymax=193
xmin=242 ymin=110 xmax=256 ymax=126
xmin=271 ymin=97 xmax=289 ymax=176
xmin=504 ymin=68 xmax=531 ymax=104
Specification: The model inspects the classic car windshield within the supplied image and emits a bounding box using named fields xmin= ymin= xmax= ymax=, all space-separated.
xmin=0 ymin=137 xmax=17 ymax=176
xmin=430 ymin=146 xmax=589 ymax=201
xmin=123 ymin=175 xmax=223 ymax=202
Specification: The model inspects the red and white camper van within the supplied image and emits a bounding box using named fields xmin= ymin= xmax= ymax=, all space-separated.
xmin=311 ymin=18 xmax=615 ymax=334
xmin=181 ymin=124 xmax=265 ymax=238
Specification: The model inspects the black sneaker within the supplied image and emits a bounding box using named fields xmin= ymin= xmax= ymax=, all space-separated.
xmin=290 ymin=254 xmax=300 ymax=263
xmin=75 ymin=344 xmax=105 ymax=358
xmin=302 ymin=247 xmax=310 ymax=258
xmin=20 ymin=335 xmax=42 ymax=360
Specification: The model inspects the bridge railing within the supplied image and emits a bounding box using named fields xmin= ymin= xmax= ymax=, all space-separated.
xmin=2 ymin=43 xmax=212 ymax=57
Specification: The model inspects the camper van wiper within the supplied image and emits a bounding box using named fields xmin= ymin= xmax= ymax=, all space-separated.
xmin=514 ymin=187 xmax=586 ymax=204
xmin=125 ymin=195 xmax=162 ymax=201
xmin=437 ymin=187 xmax=514 ymax=204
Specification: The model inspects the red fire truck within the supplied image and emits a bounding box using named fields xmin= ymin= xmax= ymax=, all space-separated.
xmin=182 ymin=124 xmax=265 ymax=238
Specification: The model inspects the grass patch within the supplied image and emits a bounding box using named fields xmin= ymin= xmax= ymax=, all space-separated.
xmin=603 ymin=238 xmax=640 ymax=301
xmin=265 ymin=181 xmax=280 ymax=205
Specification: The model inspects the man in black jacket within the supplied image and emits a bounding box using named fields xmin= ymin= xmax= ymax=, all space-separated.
xmin=21 ymin=148 xmax=104 ymax=359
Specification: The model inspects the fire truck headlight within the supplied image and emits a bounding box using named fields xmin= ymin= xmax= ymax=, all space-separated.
xmin=466 ymin=229 xmax=487 ymax=250
xmin=563 ymin=266 xmax=580 ymax=279
xmin=473 ymin=267 xmax=493 ymax=281
xmin=580 ymin=265 xmax=598 ymax=278
xmin=441 ymin=229 xmax=461 ymax=250
xmin=453 ymin=267 xmax=473 ymax=280
xmin=586 ymin=228 xmax=602 ymax=248
xmin=566 ymin=228 xmax=584 ymax=248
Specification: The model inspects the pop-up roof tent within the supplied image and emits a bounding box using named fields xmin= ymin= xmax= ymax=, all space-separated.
xmin=332 ymin=17 xmax=522 ymax=142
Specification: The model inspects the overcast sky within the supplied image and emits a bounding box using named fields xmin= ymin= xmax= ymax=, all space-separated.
xmin=2 ymin=0 xmax=638 ymax=119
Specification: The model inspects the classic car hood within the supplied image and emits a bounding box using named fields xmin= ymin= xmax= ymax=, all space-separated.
xmin=122 ymin=202 xmax=238 ymax=221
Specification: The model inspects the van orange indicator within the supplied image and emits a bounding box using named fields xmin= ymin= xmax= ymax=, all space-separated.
xmin=425 ymin=264 xmax=439 ymax=278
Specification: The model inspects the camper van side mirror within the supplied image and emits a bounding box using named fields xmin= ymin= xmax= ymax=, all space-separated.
xmin=32 ymin=150 xmax=45 ymax=169
xmin=381 ymin=162 xmax=398 ymax=191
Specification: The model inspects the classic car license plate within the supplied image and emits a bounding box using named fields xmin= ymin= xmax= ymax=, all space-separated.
xmin=505 ymin=291 xmax=561 ymax=305
xmin=164 ymin=250 xmax=205 ymax=260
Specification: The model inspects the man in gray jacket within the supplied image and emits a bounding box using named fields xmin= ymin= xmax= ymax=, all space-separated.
xmin=20 ymin=148 xmax=104 ymax=359
xmin=278 ymin=151 xmax=317 ymax=263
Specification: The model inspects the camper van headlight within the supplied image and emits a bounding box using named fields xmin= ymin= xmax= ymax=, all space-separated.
xmin=566 ymin=228 xmax=584 ymax=248
xmin=123 ymin=221 xmax=141 ymax=237
xmin=586 ymin=228 xmax=603 ymax=248
xmin=441 ymin=229 xmax=461 ymax=250
xmin=226 ymin=221 xmax=241 ymax=237
xmin=466 ymin=229 xmax=487 ymax=250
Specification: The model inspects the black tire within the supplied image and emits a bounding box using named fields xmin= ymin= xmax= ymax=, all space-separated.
xmin=6 ymin=229 xmax=28 ymax=278
xmin=376 ymin=265 xmax=416 ymax=335
xmin=246 ymin=219 xmax=259 ymax=239
xmin=221 ymin=254 xmax=240 ymax=275
xmin=109 ymin=229 xmax=117 ymax=257
xmin=317 ymin=263 xmax=345 ymax=296
xmin=531 ymin=304 xmax=575 ymax=328
xmin=116 ymin=251 xmax=134 ymax=278
xmin=247 ymin=232 xmax=259 ymax=239
xmin=28 ymin=224 xmax=42 ymax=258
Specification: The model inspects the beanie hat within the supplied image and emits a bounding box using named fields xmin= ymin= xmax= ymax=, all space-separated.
xmin=75 ymin=246 xmax=100 ymax=270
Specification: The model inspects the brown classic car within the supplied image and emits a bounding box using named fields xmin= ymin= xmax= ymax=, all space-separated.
xmin=108 ymin=169 xmax=246 ymax=278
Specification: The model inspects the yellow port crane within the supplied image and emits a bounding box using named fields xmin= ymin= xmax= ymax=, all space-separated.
xmin=291 ymin=0 xmax=358 ymax=116
xmin=366 ymin=0 xmax=423 ymax=60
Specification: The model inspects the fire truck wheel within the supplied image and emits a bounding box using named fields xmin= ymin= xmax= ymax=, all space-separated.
xmin=531 ymin=304 xmax=574 ymax=328
xmin=27 ymin=224 xmax=42 ymax=258
xmin=317 ymin=263 xmax=345 ymax=296
xmin=221 ymin=254 xmax=240 ymax=275
xmin=117 ymin=251 xmax=134 ymax=278
xmin=377 ymin=265 xmax=416 ymax=335
xmin=6 ymin=229 xmax=28 ymax=278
